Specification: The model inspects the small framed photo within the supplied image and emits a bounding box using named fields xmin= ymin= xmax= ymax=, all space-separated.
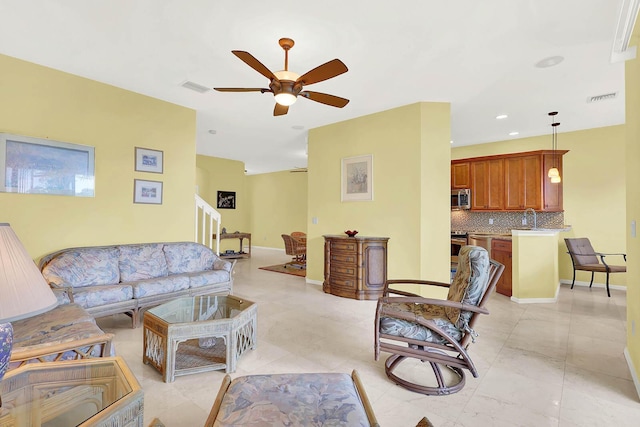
xmin=134 ymin=179 xmax=163 ymax=204
xmin=341 ymin=154 xmax=373 ymax=201
xmin=135 ymin=147 xmax=163 ymax=174
xmin=217 ymin=191 xmax=236 ymax=209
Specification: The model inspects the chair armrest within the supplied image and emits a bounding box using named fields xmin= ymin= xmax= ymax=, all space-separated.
xmin=386 ymin=279 xmax=451 ymax=288
xmin=379 ymin=296 xmax=490 ymax=315
xmin=595 ymin=252 xmax=627 ymax=266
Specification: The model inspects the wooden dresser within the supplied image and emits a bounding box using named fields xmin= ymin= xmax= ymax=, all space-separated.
xmin=323 ymin=235 xmax=389 ymax=300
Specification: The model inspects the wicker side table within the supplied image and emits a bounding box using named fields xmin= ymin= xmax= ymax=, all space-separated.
xmin=143 ymin=295 xmax=257 ymax=383
xmin=0 ymin=356 xmax=143 ymax=427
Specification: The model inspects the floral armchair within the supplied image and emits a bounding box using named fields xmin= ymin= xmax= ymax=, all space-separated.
xmin=374 ymin=245 xmax=504 ymax=395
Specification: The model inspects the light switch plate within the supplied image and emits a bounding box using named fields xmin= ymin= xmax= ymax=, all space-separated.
xmin=632 ymin=220 xmax=637 ymax=238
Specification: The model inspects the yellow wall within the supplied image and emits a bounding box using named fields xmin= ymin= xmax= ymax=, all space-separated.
xmin=625 ymin=16 xmax=640 ymax=389
xmin=246 ymin=170 xmax=308 ymax=249
xmin=196 ymin=155 xmax=249 ymax=252
xmin=0 ymin=54 xmax=196 ymax=260
xmin=452 ymin=125 xmax=627 ymax=287
xmin=307 ymin=103 xmax=451 ymax=285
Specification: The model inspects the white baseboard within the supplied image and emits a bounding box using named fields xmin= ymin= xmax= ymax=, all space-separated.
xmin=251 ymin=246 xmax=284 ymax=252
xmin=559 ymin=279 xmax=627 ymax=292
xmin=510 ymin=284 xmax=560 ymax=304
xmin=306 ymin=279 xmax=323 ymax=286
xmin=624 ymin=347 xmax=640 ymax=401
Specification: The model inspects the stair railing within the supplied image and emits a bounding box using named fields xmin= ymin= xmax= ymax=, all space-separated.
xmin=195 ymin=194 xmax=221 ymax=255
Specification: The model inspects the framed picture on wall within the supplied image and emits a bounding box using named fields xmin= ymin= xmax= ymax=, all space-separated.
xmin=217 ymin=191 xmax=236 ymax=209
xmin=0 ymin=132 xmax=95 ymax=197
xmin=134 ymin=179 xmax=163 ymax=204
xmin=135 ymin=147 xmax=163 ymax=173
xmin=341 ymin=154 xmax=373 ymax=201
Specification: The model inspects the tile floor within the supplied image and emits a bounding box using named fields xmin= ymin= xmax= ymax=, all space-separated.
xmin=97 ymin=248 xmax=640 ymax=426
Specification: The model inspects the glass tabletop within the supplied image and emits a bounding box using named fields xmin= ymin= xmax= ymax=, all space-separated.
xmin=147 ymin=295 xmax=254 ymax=324
xmin=0 ymin=357 xmax=139 ymax=427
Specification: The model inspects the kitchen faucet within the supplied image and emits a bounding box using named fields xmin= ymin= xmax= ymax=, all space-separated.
xmin=523 ymin=208 xmax=537 ymax=229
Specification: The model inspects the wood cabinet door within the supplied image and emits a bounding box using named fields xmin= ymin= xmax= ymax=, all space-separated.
xmin=504 ymin=155 xmax=541 ymax=210
xmin=542 ymin=154 xmax=563 ymax=211
xmin=471 ymin=159 xmax=504 ymax=210
xmin=451 ymin=162 xmax=470 ymax=189
xmin=491 ymin=239 xmax=512 ymax=297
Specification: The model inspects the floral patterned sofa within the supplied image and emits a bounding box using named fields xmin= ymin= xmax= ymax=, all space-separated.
xmin=39 ymin=242 xmax=236 ymax=327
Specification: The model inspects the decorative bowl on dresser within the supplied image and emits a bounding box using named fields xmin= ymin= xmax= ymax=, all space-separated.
xmin=323 ymin=235 xmax=389 ymax=300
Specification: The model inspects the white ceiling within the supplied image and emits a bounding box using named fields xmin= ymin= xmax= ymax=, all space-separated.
xmin=0 ymin=0 xmax=632 ymax=174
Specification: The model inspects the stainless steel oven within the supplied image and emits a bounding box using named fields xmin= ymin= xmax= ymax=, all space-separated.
xmin=451 ymin=232 xmax=468 ymax=257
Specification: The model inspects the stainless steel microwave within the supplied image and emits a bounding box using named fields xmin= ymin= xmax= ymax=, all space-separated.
xmin=451 ymin=189 xmax=471 ymax=210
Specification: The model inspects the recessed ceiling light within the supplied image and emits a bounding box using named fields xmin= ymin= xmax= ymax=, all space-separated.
xmin=496 ymin=114 xmax=508 ymax=120
xmin=509 ymin=131 xmax=519 ymax=136
xmin=450 ymin=140 xmax=454 ymax=144
xmin=535 ymin=56 xmax=564 ymax=68
xmin=208 ymin=129 xmax=217 ymax=135
xmin=291 ymin=125 xmax=305 ymax=130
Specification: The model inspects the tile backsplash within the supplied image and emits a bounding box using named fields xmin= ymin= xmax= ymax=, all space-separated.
xmin=451 ymin=210 xmax=565 ymax=233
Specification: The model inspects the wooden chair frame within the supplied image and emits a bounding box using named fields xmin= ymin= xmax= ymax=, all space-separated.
xmin=374 ymin=259 xmax=504 ymax=396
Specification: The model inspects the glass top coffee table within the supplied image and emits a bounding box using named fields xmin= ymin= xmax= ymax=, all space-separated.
xmin=143 ymin=294 xmax=257 ymax=383
xmin=0 ymin=356 xmax=143 ymax=427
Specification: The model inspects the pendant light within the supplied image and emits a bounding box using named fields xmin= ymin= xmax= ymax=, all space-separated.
xmin=548 ymin=111 xmax=561 ymax=183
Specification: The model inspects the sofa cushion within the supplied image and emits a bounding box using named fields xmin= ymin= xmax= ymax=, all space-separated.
xmin=118 ymin=243 xmax=169 ymax=281
xmin=188 ymin=270 xmax=231 ymax=289
xmin=163 ymin=243 xmax=214 ymax=274
xmin=130 ymin=275 xmax=190 ymax=299
xmin=71 ymin=285 xmax=134 ymax=309
xmin=42 ymin=247 xmax=120 ymax=288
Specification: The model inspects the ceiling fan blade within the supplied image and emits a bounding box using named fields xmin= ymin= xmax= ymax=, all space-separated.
xmin=299 ymin=91 xmax=349 ymax=108
xmin=232 ymin=50 xmax=277 ymax=81
xmin=296 ymin=59 xmax=348 ymax=86
xmin=274 ymin=103 xmax=289 ymax=116
xmin=213 ymin=88 xmax=270 ymax=92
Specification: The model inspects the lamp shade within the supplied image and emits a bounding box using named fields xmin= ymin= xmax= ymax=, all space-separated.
xmin=0 ymin=223 xmax=57 ymax=322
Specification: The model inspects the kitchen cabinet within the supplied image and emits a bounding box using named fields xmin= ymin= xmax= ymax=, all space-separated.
xmin=491 ymin=238 xmax=512 ymax=297
xmin=504 ymin=155 xmax=541 ymax=210
xmin=451 ymin=162 xmax=470 ymax=189
xmin=542 ymin=153 xmax=563 ymax=211
xmin=471 ymin=159 xmax=504 ymax=210
xmin=453 ymin=150 xmax=567 ymax=212
xmin=323 ymin=235 xmax=389 ymax=300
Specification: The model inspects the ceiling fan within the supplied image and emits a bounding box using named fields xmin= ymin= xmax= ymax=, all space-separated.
xmin=214 ymin=38 xmax=349 ymax=116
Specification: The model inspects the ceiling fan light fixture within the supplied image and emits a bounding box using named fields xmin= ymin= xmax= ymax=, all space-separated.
xmin=275 ymin=92 xmax=297 ymax=106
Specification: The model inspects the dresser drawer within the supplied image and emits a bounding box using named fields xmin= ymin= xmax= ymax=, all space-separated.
xmin=330 ymin=264 xmax=357 ymax=276
xmin=329 ymin=240 xmax=358 ymax=252
xmin=329 ymin=252 xmax=357 ymax=265
xmin=329 ymin=274 xmax=356 ymax=290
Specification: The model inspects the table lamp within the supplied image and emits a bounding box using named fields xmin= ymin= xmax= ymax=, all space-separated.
xmin=0 ymin=223 xmax=58 ymax=323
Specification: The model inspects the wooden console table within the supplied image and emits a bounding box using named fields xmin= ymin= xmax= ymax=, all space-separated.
xmin=213 ymin=232 xmax=251 ymax=259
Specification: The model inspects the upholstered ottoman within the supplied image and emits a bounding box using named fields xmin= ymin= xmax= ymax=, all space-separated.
xmin=204 ymin=371 xmax=379 ymax=426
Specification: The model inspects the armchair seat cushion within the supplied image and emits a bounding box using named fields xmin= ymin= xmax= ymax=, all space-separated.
xmin=380 ymin=303 xmax=461 ymax=344
xmin=578 ymin=263 xmax=626 ymax=273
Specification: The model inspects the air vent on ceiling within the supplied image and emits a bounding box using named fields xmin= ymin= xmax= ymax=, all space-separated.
xmin=587 ymin=92 xmax=618 ymax=103
xmin=181 ymin=80 xmax=211 ymax=93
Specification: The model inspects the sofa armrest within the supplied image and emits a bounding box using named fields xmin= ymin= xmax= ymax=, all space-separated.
xmin=49 ymin=283 xmax=75 ymax=304
xmin=214 ymin=258 xmax=237 ymax=273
